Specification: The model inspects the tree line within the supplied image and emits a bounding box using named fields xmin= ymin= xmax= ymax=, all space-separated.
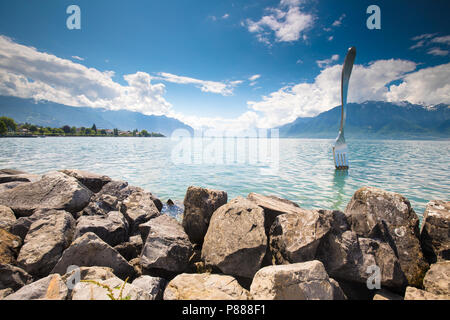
xmin=0 ymin=117 xmax=164 ymax=137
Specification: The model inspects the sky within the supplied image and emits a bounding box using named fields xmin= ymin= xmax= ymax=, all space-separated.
xmin=0 ymin=0 xmax=449 ymax=130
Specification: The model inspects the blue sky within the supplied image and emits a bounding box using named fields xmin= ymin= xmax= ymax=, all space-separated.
xmin=0 ymin=0 xmax=449 ymax=130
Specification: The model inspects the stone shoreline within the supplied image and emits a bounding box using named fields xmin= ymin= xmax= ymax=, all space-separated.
xmin=0 ymin=168 xmax=448 ymax=300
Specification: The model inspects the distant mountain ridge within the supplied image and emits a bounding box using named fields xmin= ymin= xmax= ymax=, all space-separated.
xmin=278 ymin=101 xmax=450 ymax=139
xmin=0 ymin=96 xmax=193 ymax=136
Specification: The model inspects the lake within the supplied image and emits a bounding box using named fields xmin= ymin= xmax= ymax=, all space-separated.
xmin=0 ymin=137 xmax=449 ymax=219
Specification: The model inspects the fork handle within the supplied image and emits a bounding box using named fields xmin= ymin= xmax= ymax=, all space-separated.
xmin=340 ymin=47 xmax=356 ymax=132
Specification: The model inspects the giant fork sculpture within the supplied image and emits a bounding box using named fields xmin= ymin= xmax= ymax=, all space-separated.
xmin=333 ymin=46 xmax=356 ymax=170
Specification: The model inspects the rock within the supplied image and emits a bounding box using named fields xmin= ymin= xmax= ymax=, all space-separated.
xmin=17 ymin=210 xmax=75 ymax=277
xmin=51 ymin=232 xmax=135 ymax=280
xmin=75 ymin=211 xmax=128 ymax=247
xmin=0 ymin=169 xmax=28 ymax=175
xmin=9 ymin=209 xmax=49 ymax=240
xmin=0 ymin=264 xmax=33 ymax=291
xmin=250 ymin=261 xmax=336 ymax=300
xmin=269 ymin=209 xmax=334 ymax=264
xmin=62 ymin=266 xmax=117 ymax=286
xmin=345 ymin=186 xmax=429 ymax=287
xmin=0 ymin=172 xmax=41 ymax=184
xmin=4 ymin=274 xmax=68 ymax=300
xmin=202 ymin=197 xmax=267 ymax=279
xmin=373 ymin=289 xmax=403 ymax=300
xmin=164 ymin=273 xmax=250 ymax=300
xmin=0 ymin=205 xmax=16 ymax=231
xmin=71 ymin=276 xmax=150 ymax=300
xmin=404 ymin=286 xmax=448 ymax=300
xmin=0 ymin=228 xmax=22 ymax=264
xmin=420 ymin=200 xmax=450 ymax=263
xmin=59 ymin=169 xmax=112 ymax=193
xmin=114 ymin=235 xmax=143 ymax=261
xmin=82 ymin=194 xmax=120 ymax=216
xmin=140 ymin=214 xmax=193 ymax=275
xmin=131 ymin=275 xmax=166 ymax=300
xmin=0 ymin=288 xmax=13 ymax=300
xmin=247 ymin=192 xmax=302 ymax=232
xmin=129 ymin=258 xmax=143 ymax=278
xmin=316 ymin=230 xmax=406 ymax=290
xmin=329 ymin=278 xmax=347 ymax=300
xmin=121 ymin=191 xmax=160 ymax=235
xmin=0 ymin=171 xmax=92 ymax=217
xmin=182 ymin=186 xmax=227 ymax=244
xmin=423 ymin=261 xmax=450 ymax=296
xmin=0 ymin=181 xmax=28 ymax=193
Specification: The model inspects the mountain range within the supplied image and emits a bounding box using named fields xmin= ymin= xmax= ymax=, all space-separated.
xmin=279 ymin=101 xmax=450 ymax=139
xmin=0 ymin=96 xmax=449 ymax=139
xmin=0 ymin=96 xmax=193 ymax=136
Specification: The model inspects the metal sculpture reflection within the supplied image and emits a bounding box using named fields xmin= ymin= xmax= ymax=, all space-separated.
xmin=333 ymin=46 xmax=356 ymax=170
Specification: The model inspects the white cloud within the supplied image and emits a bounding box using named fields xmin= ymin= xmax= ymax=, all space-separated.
xmin=247 ymin=59 xmax=421 ymax=128
xmin=427 ymin=47 xmax=449 ymax=56
xmin=431 ymin=35 xmax=450 ymax=45
xmin=222 ymin=13 xmax=230 ymax=19
xmin=249 ymin=74 xmax=261 ymax=82
xmin=316 ymin=54 xmax=339 ymax=68
xmin=71 ymin=55 xmax=84 ymax=61
xmin=245 ymin=0 xmax=314 ymax=44
xmin=409 ymin=40 xmax=425 ymax=50
xmin=412 ymin=33 xmax=437 ymax=41
xmin=386 ymin=63 xmax=450 ymax=105
xmin=155 ymin=72 xmax=241 ymax=96
xmin=331 ymin=14 xmax=346 ymax=27
xmin=0 ymin=35 xmax=172 ymax=115
xmin=327 ymin=36 xmax=334 ymax=41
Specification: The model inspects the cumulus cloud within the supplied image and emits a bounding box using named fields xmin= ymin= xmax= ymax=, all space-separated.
xmin=245 ymin=0 xmax=314 ymax=44
xmin=247 ymin=59 xmax=421 ymax=128
xmin=155 ymin=72 xmax=241 ymax=96
xmin=0 ymin=35 xmax=173 ymax=115
xmin=316 ymin=54 xmax=339 ymax=68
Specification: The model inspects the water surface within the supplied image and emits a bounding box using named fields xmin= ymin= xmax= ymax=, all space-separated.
xmin=1 ymin=137 xmax=449 ymax=218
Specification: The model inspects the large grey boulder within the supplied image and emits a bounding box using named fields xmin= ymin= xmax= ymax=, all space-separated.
xmin=17 ymin=210 xmax=75 ymax=277
xmin=164 ymin=273 xmax=250 ymax=300
xmin=121 ymin=191 xmax=160 ymax=235
xmin=4 ymin=274 xmax=68 ymax=300
xmin=201 ymin=197 xmax=267 ymax=279
xmin=71 ymin=276 xmax=150 ymax=300
xmin=316 ymin=230 xmax=406 ymax=290
xmin=0 ymin=228 xmax=22 ymax=265
xmin=0 ymin=264 xmax=33 ymax=291
xmin=0 ymin=171 xmax=92 ymax=217
xmin=420 ymin=200 xmax=450 ymax=263
xmin=0 ymin=171 xmax=41 ymax=184
xmin=423 ymin=261 xmax=450 ymax=296
xmin=75 ymin=211 xmax=129 ymax=247
xmin=250 ymin=261 xmax=340 ymax=300
xmin=59 ymin=169 xmax=112 ymax=193
xmin=269 ymin=209 xmax=334 ymax=264
xmin=182 ymin=186 xmax=227 ymax=244
xmin=345 ymin=186 xmax=429 ymax=287
xmin=0 ymin=205 xmax=16 ymax=232
xmin=52 ymin=232 xmax=135 ymax=280
xmin=140 ymin=214 xmax=193 ymax=275
xmin=82 ymin=194 xmax=120 ymax=216
xmin=247 ymin=192 xmax=302 ymax=232
xmin=9 ymin=209 xmax=50 ymax=240
xmin=131 ymin=275 xmax=166 ymax=300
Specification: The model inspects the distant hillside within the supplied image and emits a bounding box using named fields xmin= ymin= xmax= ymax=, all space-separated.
xmin=0 ymin=96 xmax=193 ymax=136
xmin=279 ymin=101 xmax=450 ymax=139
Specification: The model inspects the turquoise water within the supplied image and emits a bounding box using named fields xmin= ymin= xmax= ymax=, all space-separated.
xmin=0 ymin=137 xmax=449 ymax=218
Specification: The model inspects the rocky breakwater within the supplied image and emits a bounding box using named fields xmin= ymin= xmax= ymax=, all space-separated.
xmin=0 ymin=168 xmax=448 ymax=300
